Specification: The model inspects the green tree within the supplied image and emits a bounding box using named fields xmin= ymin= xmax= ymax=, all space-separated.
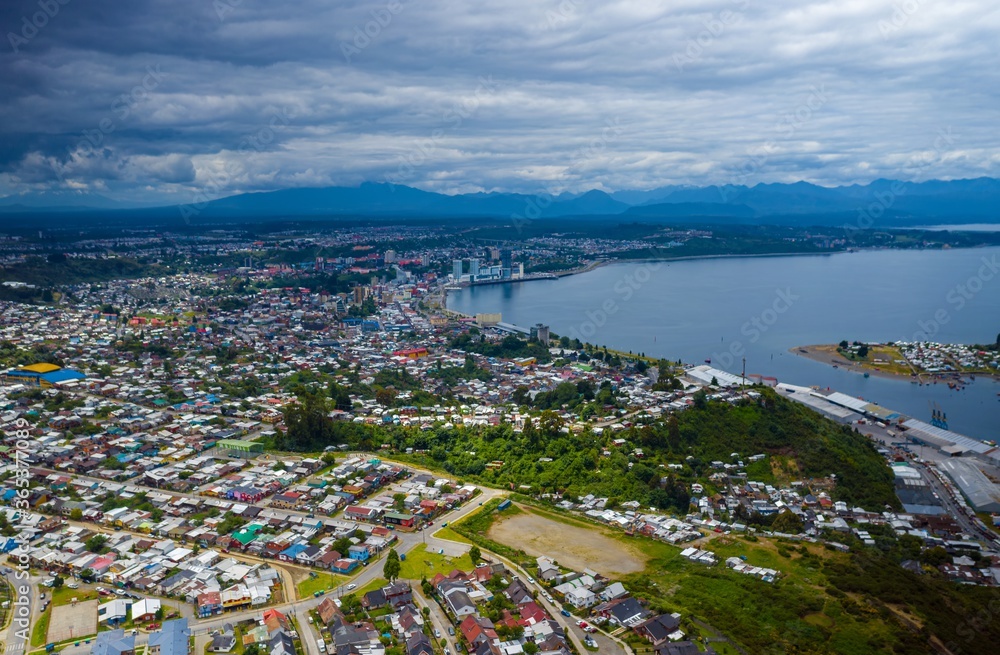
xmin=392 ymin=493 xmax=407 ymax=512
xmin=85 ymin=534 xmax=109 ymax=553
xmin=921 ymin=546 xmax=949 ymax=567
xmin=469 ymin=545 xmax=482 ymax=564
xmin=53 ymin=576 xmax=64 ymax=589
xmin=375 ymin=387 xmax=397 ymax=407
xmin=383 ymin=548 xmax=401 ymax=582
xmin=771 ymin=510 xmax=804 ymax=534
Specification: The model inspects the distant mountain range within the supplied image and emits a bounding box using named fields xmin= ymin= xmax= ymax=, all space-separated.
xmin=2 ymin=177 xmax=999 ymax=226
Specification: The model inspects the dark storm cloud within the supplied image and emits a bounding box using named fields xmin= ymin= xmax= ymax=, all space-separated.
xmin=1 ymin=0 xmax=998 ymax=203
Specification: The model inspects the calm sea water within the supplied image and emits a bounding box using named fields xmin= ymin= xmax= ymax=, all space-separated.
xmin=447 ymin=247 xmax=1000 ymax=440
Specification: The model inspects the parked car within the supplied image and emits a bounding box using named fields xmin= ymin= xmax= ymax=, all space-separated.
xmin=346 ymin=583 xmax=357 ymax=590
xmin=448 ymin=627 xmax=455 ymax=636
xmin=434 ymin=629 xmax=441 ymax=638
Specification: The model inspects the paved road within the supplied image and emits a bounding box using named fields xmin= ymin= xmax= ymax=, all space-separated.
xmin=27 ymin=486 xmax=502 ymax=655
xmin=0 ymin=570 xmax=40 ymax=655
xmin=918 ymin=464 xmax=1000 ymax=545
xmin=17 ymin=457 xmax=503 ymax=655
xmin=412 ymin=586 xmax=457 ymax=654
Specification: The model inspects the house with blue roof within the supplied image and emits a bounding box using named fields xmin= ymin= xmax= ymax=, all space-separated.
xmin=348 ymin=544 xmax=371 ymax=562
xmin=278 ymin=543 xmax=308 ymax=562
xmin=148 ymin=618 xmax=191 ymax=655
xmin=92 ymin=629 xmax=135 ymax=655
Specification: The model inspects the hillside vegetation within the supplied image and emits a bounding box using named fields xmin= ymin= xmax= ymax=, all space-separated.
xmin=282 ymin=388 xmax=898 ymax=511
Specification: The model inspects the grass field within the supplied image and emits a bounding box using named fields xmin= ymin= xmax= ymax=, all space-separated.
xmin=297 ymin=572 xmax=343 ymax=599
xmin=430 ymin=525 xmax=474 ymax=545
xmin=30 ymin=606 xmax=51 ymax=648
xmin=399 ymin=544 xmax=474 ymax=580
xmin=50 ymin=585 xmax=99 ymax=607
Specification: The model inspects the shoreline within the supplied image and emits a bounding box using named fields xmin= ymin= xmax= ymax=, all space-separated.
xmin=791 ymin=344 xmax=1000 ymax=384
xmin=446 ymin=249 xmax=849 ymax=297
xmin=791 ymin=344 xmax=910 ymax=382
xmin=447 ymin=243 xmax=1000 ymax=297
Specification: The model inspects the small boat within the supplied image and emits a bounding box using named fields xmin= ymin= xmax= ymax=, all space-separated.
xmin=864 ymin=372 xmax=870 ymax=378
xmin=704 ymin=359 xmax=711 ymax=364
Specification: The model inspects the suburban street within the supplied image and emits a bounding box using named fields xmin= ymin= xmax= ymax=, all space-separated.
xmin=9 ymin=478 xmax=502 ymax=655
xmin=1 ymin=569 xmax=41 ymax=655
xmin=412 ymin=586 xmax=458 ymax=654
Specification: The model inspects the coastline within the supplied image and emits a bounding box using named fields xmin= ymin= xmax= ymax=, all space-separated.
xmin=791 ymin=344 xmax=1000 ymax=384
xmin=791 ymin=344 xmax=909 ymax=381
xmin=449 ymin=249 xmax=849 ymax=295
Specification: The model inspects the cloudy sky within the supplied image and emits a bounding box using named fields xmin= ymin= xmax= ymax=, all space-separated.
xmin=1 ymin=0 xmax=998 ymax=204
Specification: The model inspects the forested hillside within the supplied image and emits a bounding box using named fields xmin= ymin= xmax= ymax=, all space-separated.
xmin=279 ymin=388 xmax=898 ymax=511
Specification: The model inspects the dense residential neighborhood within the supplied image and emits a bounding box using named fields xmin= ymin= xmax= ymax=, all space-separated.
xmin=0 ymin=228 xmax=998 ymax=655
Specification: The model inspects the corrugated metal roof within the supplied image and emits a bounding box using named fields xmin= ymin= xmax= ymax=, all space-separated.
xmin=901 ymin=419 xmax=992 ymax=454
xmin=21 ymin=362 xmax=61 ymax=373
xmin=938 ymin=459 xmax=1000 ymax=512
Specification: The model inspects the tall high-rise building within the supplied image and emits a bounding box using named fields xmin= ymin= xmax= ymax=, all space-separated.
xmin=384 ymin=249 xmax=397 ymax=263
xmin=453 ymin=259 xmax=463 ymax=279
xmin=469 ymin=258 xmax=480 ymax=277
xmin=500 ymin=249 xmax=512 ymax=279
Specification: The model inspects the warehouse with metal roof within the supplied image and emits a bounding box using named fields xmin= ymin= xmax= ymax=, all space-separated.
xmin=1 ymin=363 xmax=87 ymax=387
xmin=900 ymin=419 xmax=995 ymax=455
xmin=938 ymin=459 xmax=1000 ymax=513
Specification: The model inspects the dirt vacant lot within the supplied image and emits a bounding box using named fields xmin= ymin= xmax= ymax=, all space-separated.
xmin=489 ymin=507 xmax=647 ymax=576
xmin=48 ymin=598 xmax=98 ymax=643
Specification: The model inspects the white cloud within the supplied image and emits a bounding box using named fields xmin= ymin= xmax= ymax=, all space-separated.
xmin=0 ymin=0 xmax=997 ymax=201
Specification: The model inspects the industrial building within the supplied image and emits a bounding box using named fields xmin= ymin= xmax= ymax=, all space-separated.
xmin=814 ymin=390 xmax=901 ymax=422
xmin=683 ymin=365 xmax=747 ymax=389
xmin=938 ymin=459 xmax=1000 ymax=513
xmin=900 ymin=419 xmax=1000 ymax=465
xmin=1 ymin=363 xmax=87 ymax=388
